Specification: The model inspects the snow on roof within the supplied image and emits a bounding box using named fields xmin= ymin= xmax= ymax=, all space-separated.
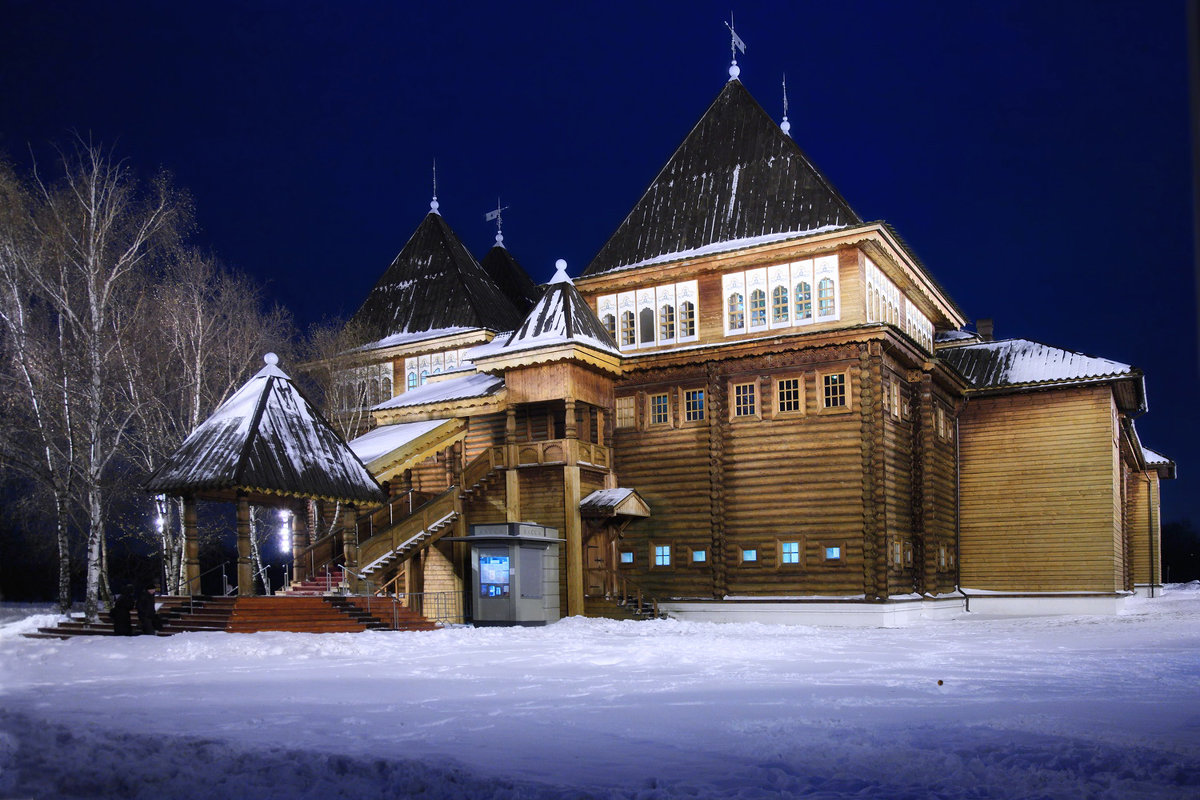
xmin=935 ymin=329 xmax=979 ymax=344
xmin=592 ymin=225 xmax=848 ymax=276
xmin=374 ymin=371 xmax=504 ymax=410
xmin=348 ymin=419 xmax=452 ymax=465
xmin=146 ymin=356 xmax=383 ymax=503
xmin=1142 ymin=446 xmax=1171 ymax=466
xmin=940 ymin=338 xmax=1137 ymax=390
xmin=496 ymin=261 xmax=620 ymax=358
xmin=358 ymin=327 xmax=477 ymax=353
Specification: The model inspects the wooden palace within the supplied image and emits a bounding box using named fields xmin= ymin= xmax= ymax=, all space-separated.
xmin=281 ymin=70 xmax=1173 ymax=625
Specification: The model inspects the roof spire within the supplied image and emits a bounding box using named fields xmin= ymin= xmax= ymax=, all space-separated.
xmin=725 ymin=12 xmax=746 ymax=81
xmin=485 ymin=197 xmax=509 ymax=247
xmin=550 ymin=258 xmax=573 ymax=285
xmin=430 ymin=159 xmax=440 ymax=214
xmin=780 ymin=73 xmax=791 ymax=137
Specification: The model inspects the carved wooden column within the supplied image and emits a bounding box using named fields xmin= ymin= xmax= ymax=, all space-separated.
xmin=183 ymin=496 xmax=200 ymax=595
xmin=342 ymin=505 xmax=359 ymax=592
xmin=564 ymin=398 xmax=577 ymax=439
xmin=236 ymin=493 xmax=252 ymax=596
xmin=291 ymin=505 xmax=309 ymax=582
xmin=564 ymin=464 xmax=584 ymax=616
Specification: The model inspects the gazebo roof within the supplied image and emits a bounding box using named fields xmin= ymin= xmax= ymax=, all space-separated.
xmin=145 ymin=354 xmax=384 ymax=505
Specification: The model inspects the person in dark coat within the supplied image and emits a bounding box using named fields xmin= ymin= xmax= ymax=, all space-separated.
xmin=136 ymin=585 xmax=162 ymax=634
xmin=111 ymin=585 xmax=135 ymax=636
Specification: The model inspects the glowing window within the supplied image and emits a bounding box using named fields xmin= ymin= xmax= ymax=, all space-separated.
xmin=407 ymin=372 xmax=418 ymax=390
xmin=691 ymin=549 xmax=707 ymax=563
xmin=742 ymin=548 xmax=758 ymax=563
xmin=825 ymin=546 xmax=842 ymax=561
xmin=620 ymin=551 xmax=633 ymax=564
xmin=654 ymin=545 xmax=671 ymax=567
xmin=781 ymin=542 xmax=800 ymax=564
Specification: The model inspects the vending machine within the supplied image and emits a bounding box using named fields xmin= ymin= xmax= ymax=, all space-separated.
xmin=461 ymin=523 xmax=562 ymax=626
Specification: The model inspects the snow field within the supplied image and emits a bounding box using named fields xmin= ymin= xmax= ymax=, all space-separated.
xmin=1 ymin=587 xmax=1198 ymax=798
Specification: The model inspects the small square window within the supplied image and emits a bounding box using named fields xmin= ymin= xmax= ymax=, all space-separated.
xmin=615 ymin=396 xmax=635 ymax=428
xmin=822 ymin=373 xmax=847 ymax=408
xmin=684 ymin=389 xmax=705 ymax=421
xmin=733 ymin=382 xmax=757 ymax=417
xmin=654 ymin=545 xmax=671 ymax=567
xmin=776 ymin=377 xmax=803 ymax=414
xmin=824 ymin=546 xmax=842 ymax=561
xmin=742 ymin=548 xmax=758 ymax=563
xmin=691 ymin=549 xmax=707 ymax=563
xmin=620 ymin=551 xmax=634 ymax=564
xmin=780 ymin=541 xmax=800 ymax=564
xmin=649 ymin=393 xmax=670 ymax=425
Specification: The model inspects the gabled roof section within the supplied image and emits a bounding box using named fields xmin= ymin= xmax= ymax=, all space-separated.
xmin=374 ymin=371 xmax=505 ymax=411
xmin=940 ymin=339 xmax=1145 ymax=410
xmin=146 ymin=356 xmax=383 ymax=504
xmin=480 ymin=243 xmax=541 ymax=313
xmin=1141 ymin=445 xmax=1177 ymax=480
xmin=583 ymin=80 xmax=861 ymax=277
xmin=498 ymin=261 xmax=619 ymax=357
xmin=349 ymin=211 xmax=525 ymax=340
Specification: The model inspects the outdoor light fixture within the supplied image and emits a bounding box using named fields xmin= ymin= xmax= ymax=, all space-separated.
xmin=278 ymin=509 xmax=292 ymax=552
xmin=154 ymin=494 xmax=168 ymax=534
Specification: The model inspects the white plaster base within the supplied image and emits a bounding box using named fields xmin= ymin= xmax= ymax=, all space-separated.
xmin=658 ymin=598 xmax=965 ymax=628
xmin=960 ymin=593 xmax=1128 ymax=616
xmin=1133 ymin=584 xmax=1164 ymax=598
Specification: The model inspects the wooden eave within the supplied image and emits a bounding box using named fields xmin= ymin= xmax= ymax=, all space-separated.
xmin=580 ymin=489 xmax=652 ymax=519
xmin=473 ymin=342 xmax=624 ymax=377
xmin=366 ymin=419 xmax=468 ymax=484
xmin=185 ymin=484 xmax=374 ymax=507
xmin=957 ymin=371 xmax=1146 ymax=414
xmin=361 ymin=329 xmax=498 ymax=362
xmin=372 ymin=386 xmax=508 ymax=426
xmin=855 ymin=225 xmax=967 ymax=329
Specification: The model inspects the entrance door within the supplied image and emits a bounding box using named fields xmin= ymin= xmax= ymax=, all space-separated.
xmin=585 ymin=539 xmax=608 ymax=596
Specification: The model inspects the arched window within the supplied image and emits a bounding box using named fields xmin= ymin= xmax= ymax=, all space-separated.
xmin=818 ymin=278 xmax=835 ymax=317
xmin=679 ymin=301 xmax=696 ymax=338
xmin=727 ymin=292 xmax=745 ymax=331
xmin=602 ymin=313 xmax=616 ymax=342
xmin=356 ymin=380 xmax=366 ymax=407
xmin=368 ymin=381 xmax=380 ymax=406
xmin=795 ymin=282 xmax=812 ymax=320
xmin=749 ymin=289 xmax=766 ymax=328
xmin=639 ymin=307 xmax=655 ymax=344
xmin=420 ymin=369 xmax=429 ymax=385
xmin=407 ymin=371 xmax=417 ymax=390
xmin=659 ymin=304 xmax=675 ymax=342
xmin=433 ymin=365 xmax=441 ymax=375
xmin=620 ymin=310 xmax=636 ymax=347
xmin=381 ymin=376 xmax=392 ymax=399
xmin=771 ymin=285 xmax=789 ymax=324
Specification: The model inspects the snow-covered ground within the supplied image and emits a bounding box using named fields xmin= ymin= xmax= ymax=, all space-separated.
xmin=1 ymin=588 xmax=1198 ymax=799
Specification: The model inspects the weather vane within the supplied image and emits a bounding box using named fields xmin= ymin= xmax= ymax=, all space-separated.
xmin=781 ymin=73 xmax=791 ymax=137
xmin=485 ymin=198 xmax=509 ymax=245
xmin=725 ymin=12 xmax=746 ymax=80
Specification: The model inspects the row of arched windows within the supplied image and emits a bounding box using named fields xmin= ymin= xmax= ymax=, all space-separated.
xmin=334 ymin=369 xmax=393 ymax=411
xmin=603 ymin=301 xmax=696 ymax=348
xmin=726 ymin=279 xmax=832 ymax=331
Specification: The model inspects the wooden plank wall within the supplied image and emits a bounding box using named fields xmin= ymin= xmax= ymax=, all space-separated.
xmin=958 ymin=386 xmax=1121 ymax=592
xmin=464 ymin=412 xmax=505 ymax=461
xmin=1126 ymin=470 xmax=1161 ymax=586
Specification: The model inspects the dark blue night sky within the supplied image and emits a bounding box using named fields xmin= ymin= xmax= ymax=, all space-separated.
xmin=2 ymin=1 xmax=1195 ymax=522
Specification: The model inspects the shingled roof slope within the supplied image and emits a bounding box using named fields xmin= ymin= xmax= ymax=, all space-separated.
xmin=146 ymin=357 xmax=383 ymax=504
xmin=480 ymin=243 xmax=541 ymax=313
xmin=583 ymin=79 xmax=861 ymax=277
xmin=498 ymin=262 xmax=619 ymax=357
xmin=940 ymin=339 xmax=1138 ymax=390
xmin=349 ymin=211 xmax=525 ymax=340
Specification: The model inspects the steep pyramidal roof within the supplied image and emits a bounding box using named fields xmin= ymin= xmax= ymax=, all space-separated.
xmin=350 ymin=211 xmax=525 ymax=340
xmin=584 ymin=80 xmax=862 ymax=277
xmin=146 ymin=355 xmax=383 ymax=504
xmin=498 ymin=260 xmax=619 ymax=357
xmin=480 ymin=242 xmax=541 ymax=313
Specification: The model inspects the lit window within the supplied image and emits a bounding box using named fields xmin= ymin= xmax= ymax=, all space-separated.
xmin=733 ymin=382 xmax=757 ymax=417
xmin=776 ymin=377 xmax=802 ymax=414
xmin=620 ymin=311 xmax=635 ymax=347
xmin=659 ymin=304 xmax=675 ymax=342
xmin=419 ymin=370 xmax=429 ymax=386
xmin=771 ymin=285 xmax=789 ymax=324
xmin=817 ymin=278 xmax=836 ymax=317
xmin=381 ymin=377 xmax=392 ymax=399
xmin=781 ymin=541 xmax=800 ymax=564
xmin=823 ymin=373 xmax=847 ymax=408
xmin=679 ymin=301 xmax=696 ymax=338
xmin=742 ymin=548 xmax=758 ymax=563
xmin=727 ymin=293 xmax=745 ymax=331
xmin=649 ymin=393 xmax=670 ymax=425
xmin=602 ymin=313 xmax=616 ymax=342
xmin=620 ymin=551 xmax=634 ymax=564
xmin=795 ymin=282 xmax=812 ymax=320
xmin=825 ymin=546 xmax=842 ymax=561
xmin=684 ymin=389 xmax=705 ymax=421
xmin=615 ymin=396 xmax=635 ymax=428
xmin=749 ymin=289 xmax=766 ymax=327
xmin=654 ymin=545 xmax=671 ymax=567
xmin=407 ymin=371 xmax=418 ymax=390
xmin=691 ymin=549 xmax=707 ymax=563
xmin=639 ymin=307 xmax=655 ymax=344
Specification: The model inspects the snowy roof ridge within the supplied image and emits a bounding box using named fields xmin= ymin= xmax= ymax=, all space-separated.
xmin=374 ymin=371 xmax=504 ymax=411
xmin=939 ymin=337 xmax=1138 ymax=390
xmin=583 ymin=79 xmax=861 ymax=277
xmin=146 ymin=356 xmax=383 ymax=504
xmin=497 ymin=260 xmax=620 ymax=357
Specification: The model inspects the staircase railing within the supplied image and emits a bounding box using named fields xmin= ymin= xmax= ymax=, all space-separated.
xmin=357 ymin=487 xmax=460 ymax=571
xmin=612 ymin=572 xmax=658 ymax=618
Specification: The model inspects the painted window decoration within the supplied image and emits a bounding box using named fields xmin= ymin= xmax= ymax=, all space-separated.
xmin=824 ymin=545 xmax=842 ymax=561
xmin=780 ymin=541 xmax=801 ymax=565
xmin=822 ymin=373 xmax=847 ymax=409
xmin=864 ymin=257 xmax=901 ymax=327
xmin=733 ymin=382 xmax=757 ymax=418
xmin=654 ymin=545 xmax=672 ymax=567
xmin=336 ymin=362 xmax=395 ymax=409
xmin=776 ymin=377 xmax=803 ymax=414
xmin=615 ymin=396 xmax=635 ymax=429
xmin=620 ymin=551 xmax=634 ymax=565
xmin=403 ymin=350 xmax=467 ymax=392
xmin=684 ymin=389 xmax=705 ymax=421
xmin=649 ymin=393 xmax=670 ymax=425
xmin=597 ymin=281 xmax=698 ymax=350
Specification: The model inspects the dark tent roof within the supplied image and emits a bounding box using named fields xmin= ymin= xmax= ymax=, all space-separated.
xmin=497 ymin=261 xmax=619 ymax=356
xmin=584 ymin=79 xmax=862 ymax=277
xmin=146 ymin=355 xmax=384 ymax=504
xmin=480 ymin=242 xmax=540 ymax=313
xmin=349 ymin=210 xmax=525 ymax=341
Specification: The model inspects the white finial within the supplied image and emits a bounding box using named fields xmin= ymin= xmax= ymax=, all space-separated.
xmin=264 ymin=352 xmax=279 ymax=366
xmin=430 ymin=159 xmax=439 ymax=214
xmin=725 ymin=13 xmax=746 ymax=81
xmin=551 ymin=258 xmax=573 ymax=285
xmin=485 ymin=198 xmax=508 ymax=246
xmin=495 ymin=230 xmax=504 ymax=246
xmin=781 ymin=73 xmax=791 ymax=136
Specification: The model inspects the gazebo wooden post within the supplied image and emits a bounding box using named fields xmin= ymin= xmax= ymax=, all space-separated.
xmin=342 ymin=505 xmax=360 ymax=593
xmin=183 ymin=495 xmax=200 ymax=596
xmin=236 ymin=493 xmax=253 ymax=596
xmin=291 ymin=504 xmax=309 ymax=583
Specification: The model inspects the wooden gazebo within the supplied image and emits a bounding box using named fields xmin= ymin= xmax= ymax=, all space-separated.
xmin=146 ymin=353 xmax=384 ymax=595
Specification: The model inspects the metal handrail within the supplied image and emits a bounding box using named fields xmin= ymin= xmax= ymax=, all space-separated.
xmin=182 ymin=562 xmax=236 ymax=612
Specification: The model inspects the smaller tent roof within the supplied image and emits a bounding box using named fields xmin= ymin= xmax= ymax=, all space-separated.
xmin=146 ymin=354 xmax=383 ymax=504
xmin=496 ymin=260 xmax=619 ymax=357
xmin=480 ymin=243 xmax=541 ymax=313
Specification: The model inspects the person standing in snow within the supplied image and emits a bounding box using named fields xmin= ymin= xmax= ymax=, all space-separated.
xmin=136 ymin=585 xmax=162 ymax=634
xmin=111 ymin=585 xmax=135 ymax=636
